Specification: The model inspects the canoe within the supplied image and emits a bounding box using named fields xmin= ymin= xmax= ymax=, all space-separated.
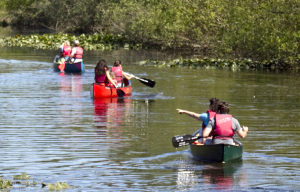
xmin=90 ymin=78 xmax=132 ymax=98
xmin=53 ymin=62 xmax=85 ymax=73
xmin=188 ymin=139 xmax=243 ymax=163
xmin=53 ymin=55 xmax=85 ymax=73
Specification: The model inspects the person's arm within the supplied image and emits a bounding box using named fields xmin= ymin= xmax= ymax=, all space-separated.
xmin=59 ymin=43 xmax=64 ymax=52
xmin=232 ymin=118 xmax=248 ymax=139
xmin=122 ymin=71 xmax=133 ymax=80
xmin=66 ymin=47 xmax=76 ymax=62
xmin=202 ymin=122 xmax=212 ymax=144
xmin=106 ymin=71 xmax=117 ymax=88
xmin=176 ymin=109 xmax=201 ymax=120
xmin=236 ymin=126 xmax=248 ymax=138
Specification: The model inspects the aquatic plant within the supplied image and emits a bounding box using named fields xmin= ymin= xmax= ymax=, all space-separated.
xmin=0 ymin=179 xmax=12 ymax=189
xmin=0 ymin=33 xmax=137 ymax=51
xmin=48 ymin=181 xmax=76 ymax=190
xmin=0 ymin=172 xmax=78 ymax=190
xmin=139 ymin=58 xmax=294 ymax=70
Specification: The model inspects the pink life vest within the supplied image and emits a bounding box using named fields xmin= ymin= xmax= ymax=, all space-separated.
xmin=108 ymin=79 xmax=118 ymax=87
xmin=61 ymin=45 xmax=72 ymax=57
xmin=202 ymin=110 xmax=216 ymax=131
xmin=111 ymin=66 xmax=123 ymax=84
xmin=211 ymin=114 xmax=234 ymax=140
xmin=95 ymin=74 xmax=109 ymax=85
xmin=73 ymin=47 xmax=83 ymax=59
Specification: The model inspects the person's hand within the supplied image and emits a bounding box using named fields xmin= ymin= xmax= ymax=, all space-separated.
xmin=242 ymin=126 xmax=249 ymax=132
xmin=176 ymin=109 xmax=184 ymax=114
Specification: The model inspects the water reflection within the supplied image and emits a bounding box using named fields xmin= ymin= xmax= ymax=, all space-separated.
xmin=176 ymin=161 xmax=243 ymax=191
xmin=58 ymin=73 xmax=83 ymax=124
xmin=93 ymin=98 xmax=132 ymax=130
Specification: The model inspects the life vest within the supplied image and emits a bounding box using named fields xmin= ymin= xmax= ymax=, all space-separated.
xmin=73 ymin=47 xmax=83 ymax=59
xmin=108 ymin=79 xmax=118 ymax=88
xmin=61 ymin=45 xmax=72 ymax=57
xmin=111 ymin=66 xmax=123 ymax=84
xmin=211 ymin=114 xmax=234 ymax=139
xmin=202 ymin=110 xmax=216 ymax=130
xmin=95 ymin=74 xmax=109 ymax=85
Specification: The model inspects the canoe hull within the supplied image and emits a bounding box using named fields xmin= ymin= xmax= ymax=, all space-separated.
xmin=189 ymin=141 xmax=243 ymax=163
xmin=91 ymin=83 xmax=132 ymax=98
xmin=53 ymin=62 xmax=85 ymax=73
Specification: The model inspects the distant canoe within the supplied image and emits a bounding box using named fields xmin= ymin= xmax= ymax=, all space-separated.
xmin=53 ymin=55 xmax=85 ymax=73
xmin=90 ymin=79 xmax=132 ymax=98
xmin=189 ymin=139 xmax=243 ymax=163
xmin=53 ymin=62 xmax=85 ymax=73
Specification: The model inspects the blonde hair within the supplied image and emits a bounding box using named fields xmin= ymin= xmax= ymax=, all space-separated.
xmin=64 ymin=40 xmax=70 ymax=46
xmin=110 ymin=71 xmax=116 ymax=79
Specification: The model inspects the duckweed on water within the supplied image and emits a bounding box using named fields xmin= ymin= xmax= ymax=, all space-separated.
xmin=0 ymin=172 xmax=78 ymax=190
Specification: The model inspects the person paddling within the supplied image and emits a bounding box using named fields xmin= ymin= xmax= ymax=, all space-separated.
xmin=95 ymin=60 xmax=117 ymax=88
xmin=57 ymin=40 xmax=72 ymax=72
xmin=59 ymin=40 xmax=72 ymax=59
xmin=177 ymin=98 xmax=220 ymax=145
xmin=111 ymin=60 xmax=132 ymax=87
xmin=67 ymin=40 xmax=83 ymax=64
xmin=202 ymin=101 xmax=249 ymax=145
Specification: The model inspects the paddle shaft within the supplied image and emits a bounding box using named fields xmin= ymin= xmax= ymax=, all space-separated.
xmin=124 ymin=72 xmax=155 ymax=88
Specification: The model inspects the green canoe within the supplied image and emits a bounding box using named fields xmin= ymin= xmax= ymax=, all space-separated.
xmin=188 ymin=139 xmax=243 ymax=163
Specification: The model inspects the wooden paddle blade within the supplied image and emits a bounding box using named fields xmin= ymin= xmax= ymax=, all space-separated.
xmin=172 ymin=135 xmax=201 ymax=148
xmin=117 ymin=89 xmax=125 ymax=97
xmin=138 ymin=78 xmax=156 ymax=88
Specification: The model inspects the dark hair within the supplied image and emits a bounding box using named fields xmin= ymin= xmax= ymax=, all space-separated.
xmin=209 ymin=98 xmax=220 ymax=112
xmin=218 ymin=101 xmax=230 ymax=114
xmin=113 ymin=60 xmax=121 ymax=66
xmin=95 ymin=60 xmax=108 ymax=75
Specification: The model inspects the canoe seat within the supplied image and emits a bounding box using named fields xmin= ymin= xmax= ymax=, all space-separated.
xmin=122 ymin=78 xmax=131 ymax=87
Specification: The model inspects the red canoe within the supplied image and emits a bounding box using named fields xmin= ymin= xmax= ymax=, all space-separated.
xmin=90 ymin=79 xmax=132 ymax=98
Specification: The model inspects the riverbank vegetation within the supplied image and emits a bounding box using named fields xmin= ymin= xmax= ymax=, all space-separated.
xmin=0 ymin=0 xmax=300 ymax=69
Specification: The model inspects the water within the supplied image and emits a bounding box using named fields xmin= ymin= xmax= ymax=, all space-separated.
xmin=1 ymin=44 xmax=300 ymax=191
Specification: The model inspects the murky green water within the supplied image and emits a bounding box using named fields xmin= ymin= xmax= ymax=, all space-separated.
xmin=1 ymin=31 xmax=300 ymax=191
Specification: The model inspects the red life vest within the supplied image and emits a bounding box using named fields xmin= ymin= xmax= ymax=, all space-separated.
xmin=73 ymin=47 xmax=83 ymax=59
xmin=61 ymin=45 xmax=72 ymax=57
xmin=211 ymin=114 xmax=234 ymax=139
xmin=202 ymin=110 xmax=216 ymax=131
xmin=111 ymin=66 xmax=123 ymax=84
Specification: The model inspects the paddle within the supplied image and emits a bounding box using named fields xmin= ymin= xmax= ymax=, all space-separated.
xmin=172 ymin=135 xmax=202 ymax=148
xmin=125 ymin=73 xmax=156 ymax=88
xmin=116 ymin=88 xmax=125 ymax=97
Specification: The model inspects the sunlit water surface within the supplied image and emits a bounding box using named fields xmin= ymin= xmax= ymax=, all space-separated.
xmin=0 ymin=45 xmax=300 ymax=191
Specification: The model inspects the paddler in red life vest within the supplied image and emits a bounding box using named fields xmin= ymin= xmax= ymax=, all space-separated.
xmin=59 ymin=40 xmax=72 ymax=59
xmin=67 ymin=40 xmax=83 ymax=64
xmin=202 ymin=101 xmax=249 ymax=145
xmin=177 ymin=98 xmax=220 ymax=145
xmin=111 ymin=60 xmax=133 ymax=87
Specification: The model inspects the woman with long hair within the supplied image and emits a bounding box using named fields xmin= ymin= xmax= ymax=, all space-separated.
xmin=95 ymin=60 xmax=117 ymax=88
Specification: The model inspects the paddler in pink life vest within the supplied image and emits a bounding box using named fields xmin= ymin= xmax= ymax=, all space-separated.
xmin=59 ymin=40 xmax=72 ymax=59
xmin=176 ymin=98 xmax=220 ymax=145
xmin=111 ymin=60 xmax=133 ymax=87
xmin=67 ymin=40 xmax=83 ymax=64
xmin=57 ymin=40 xmax=72 ymax=72
xmin=202 ymin=101 xmax=249 ymax=145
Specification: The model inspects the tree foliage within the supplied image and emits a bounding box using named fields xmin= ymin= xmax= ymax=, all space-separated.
xmin=2 ymin=0 xmax=300 ymax=65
